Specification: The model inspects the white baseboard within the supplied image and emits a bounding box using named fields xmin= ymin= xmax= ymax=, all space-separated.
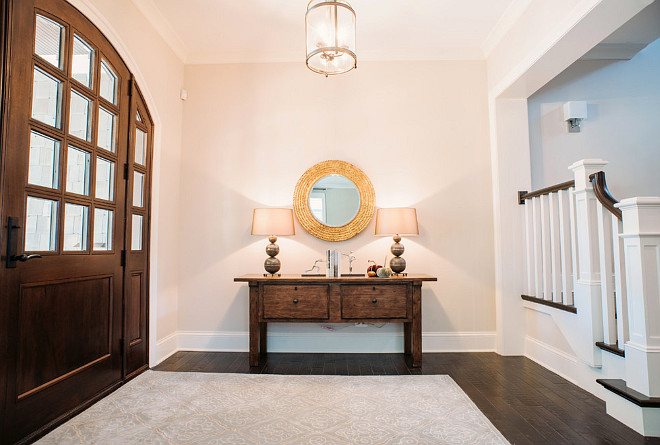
xmin=524 ymin=336 xmax=579 ymax=385
xmin=152 ymin=330 xmax=496 ymax=365
xmin=153 ymin=332 xmax=179 ymax=366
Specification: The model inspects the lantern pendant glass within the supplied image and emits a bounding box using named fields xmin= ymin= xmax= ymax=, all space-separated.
xmin=305 ymin=0 xmax=357 ymax=76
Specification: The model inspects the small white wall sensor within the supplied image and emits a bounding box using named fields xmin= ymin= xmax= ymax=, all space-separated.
xmin=562 ymin=101 xmax=587 ymax=133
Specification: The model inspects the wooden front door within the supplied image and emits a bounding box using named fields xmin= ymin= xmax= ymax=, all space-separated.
xmin=0 ymin=0 xmax=152 ymax=442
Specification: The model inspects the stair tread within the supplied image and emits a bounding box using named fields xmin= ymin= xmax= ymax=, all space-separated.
xmin=596 ymin=379 xmax=660 ymax=407
xmin=595 ymin=342 xmax=625 ymax=357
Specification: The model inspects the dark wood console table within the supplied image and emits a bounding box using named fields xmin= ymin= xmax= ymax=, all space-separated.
xmin=234 ymin=274 xmax=437 ymax=367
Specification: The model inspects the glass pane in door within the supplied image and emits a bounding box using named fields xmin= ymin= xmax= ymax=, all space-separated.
xmin=131 ymin=214 xmax=142 ymax=250
xmin=97 ymin=107 xmax=116 ymax=152
xmin=100 ymin=60 xmax=117 ymax=104
xmin=66 ymin=146 xmax=90 ymax=195
xmin=28 ymin=131 xmax=60 ymax=189
xmin=135 ymin=129 xmax=146 ymax=165
xmin=31 ymin=67 xmax=62 ymax=128
xmin=93 ymin=208 xmax=113 ymax=251
xmin=63 ymin=203 xmax=89 ymax=251
xmin=25 ymin=196 xmax=58 ymax=251
xmin=34 ymin=15 xmax=64 ymax=69
xmin=72 ymin=34 xmax=94 ymax=88
xmin=133 ymin=171 xmax=144 ymax=207
xmin=69 ymin=90 xmax=92 ymax=141
xmin=95 ymin=157 xmax=114 ymax=201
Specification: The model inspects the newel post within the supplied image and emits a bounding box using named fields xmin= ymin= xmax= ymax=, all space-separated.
xmin=616 ymin=197 xmax=660 ymax=397
xmin=569 ymin=159 xmax=608 ymax=367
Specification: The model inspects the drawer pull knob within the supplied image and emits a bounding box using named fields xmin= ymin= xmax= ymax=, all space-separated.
xmin=294 ymin=286 xmax=298 ymax=291
xmin=372 ymin=286 xmax=376 ymax=291
xmin=372 ymin=298 xmax=377 ymax=304
xmin=293 ymin=298 xmax=299 ymax=304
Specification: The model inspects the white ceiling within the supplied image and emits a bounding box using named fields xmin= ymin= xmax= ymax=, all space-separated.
xmin=131 ymin=0 xmax=528 ymax=64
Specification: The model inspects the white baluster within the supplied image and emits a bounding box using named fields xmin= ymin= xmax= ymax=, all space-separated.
xmin=549 ymin=192 xmax=562 ymax=303
xmin=540 ymin=194 xmax=552 ymax=301
xmin=532 ymin=197 xmax=543 ymax=298
xmin=567 ymin=187 xmax=578 ymax=305
xmin=597 ymin=202 xmax=617 ymax=345
xmin=558 ymin=189 xmax=574 ymax=306
xmin=611 ymin=214 xmax=628 ymax=347
xmin=525 ymin=199 xmax=534 ymax=296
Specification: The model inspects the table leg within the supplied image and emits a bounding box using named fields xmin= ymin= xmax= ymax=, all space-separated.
xmin=249 ymin=284 xmax=260 ymax=367
xmin=404 ymin=322 xmax=412 ymax=355
xmin=259 ymin=322 xmax=268 ymax=356
xmin=412 ymin=285 xmax=422 ymax=367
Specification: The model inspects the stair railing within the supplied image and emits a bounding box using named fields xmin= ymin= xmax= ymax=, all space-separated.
xmin=590 ymin=171 xmax=627 ymax=356
xmin=519 ymin=180 xmax=577 ymax=311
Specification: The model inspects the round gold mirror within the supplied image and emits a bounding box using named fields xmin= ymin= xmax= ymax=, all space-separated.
xmin=294 ymin=160 xmax=375 ymax=241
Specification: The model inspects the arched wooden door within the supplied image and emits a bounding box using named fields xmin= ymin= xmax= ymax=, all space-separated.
xmin=0 ymin=0 xmax=153 ymax=442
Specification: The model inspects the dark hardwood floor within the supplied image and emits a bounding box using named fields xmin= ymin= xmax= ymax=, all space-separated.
xmin=154 ymin=352 xmax=660 ymax=445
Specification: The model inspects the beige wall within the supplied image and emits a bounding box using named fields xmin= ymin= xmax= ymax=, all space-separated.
xmin=178 ymin=61 xmax=496 ymax=347
xmin=69 ymin=0 xmax=185 ymax=354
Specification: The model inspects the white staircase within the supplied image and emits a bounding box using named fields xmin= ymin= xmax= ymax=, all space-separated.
xmin=519 ymin=159 xmax=660 ymax=437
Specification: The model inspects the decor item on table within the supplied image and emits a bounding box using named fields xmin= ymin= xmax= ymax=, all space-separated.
xmin=303 ymin=258 xmax=325 ymax=275
xmin=342 ymin=250 xmax=356 ymax=273
xmin=375 ymin=208 xmax=419 ymax=276
xmin=293 ymin=160 xmax=375 ymax=242
xmin=366 ymin=260 xmax=381 ymax=277
xmin=251 ymin=208 xmax=295 ymax=276
xmin=305 ymin=0 xmax=357 ymax=77
xmin=376 ymin=266 xmax=392 ymax=278
xmin=326 ymin=249 xmax=341 ymax=277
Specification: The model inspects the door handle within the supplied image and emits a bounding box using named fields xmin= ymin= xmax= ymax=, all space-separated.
xmin=13 ymin=254 xmax=42 ymax=262
xmin=6 ymin=217 xmax=42 ymax=268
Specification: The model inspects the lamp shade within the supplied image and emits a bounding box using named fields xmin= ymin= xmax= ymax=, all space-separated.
xmin=251 ymin=208 xmax=295 ymax=236
xmin=374 ymin=208 xmax=419 ymax=236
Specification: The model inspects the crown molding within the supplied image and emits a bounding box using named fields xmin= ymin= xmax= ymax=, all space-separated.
xmin=482 ymin=0 xmax=532 ymax=58
xmin=130 ymin=0 xmax=189 ymax=62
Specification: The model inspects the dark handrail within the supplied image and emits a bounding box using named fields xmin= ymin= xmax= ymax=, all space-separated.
xmin=589 ymin=171 xmax=621 ymax=220
xmin=518 ymin=180 xmax=575 ymax=204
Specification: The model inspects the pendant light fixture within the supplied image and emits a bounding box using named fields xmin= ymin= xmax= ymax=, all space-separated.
xmin=305 ymin=0 xmax=357 ymax=77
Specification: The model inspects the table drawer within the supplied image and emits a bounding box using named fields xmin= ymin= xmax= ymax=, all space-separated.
xmin=341 ymin=285 xmax=408 ymax=319
xmin=263 ymin=285 xmax=329 ymax=319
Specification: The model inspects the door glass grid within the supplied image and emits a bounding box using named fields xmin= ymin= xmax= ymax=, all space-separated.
xmin=63 ymin=202 xmax=89 ymax=251
xmin=72 ymin=34 xmax=94 ymax=88
xmin=93 ymin=207 xmax=113 ymax=251
xmin=98 ymin=107 xmax=116 ymax=152
xmin=100 ymin=59 xmax=117 ymax=105
xmin=25 ymin=196 xmax=58 ymax=251
xmin=68 ymin=89 xmax=92 ymax=141
xmin=134 ymin=128 xmax=146 ymax=165
xmin=35 ymin=15 xmax=64 ymax=69
xmin=131 ymin=214 xmax=142 ymax=251
xmin=31 ymin=67 xmax=62 ymax=128
xmin=133 ymin=171 xmax=144 ymax=208
xmin=25 ymin=12 xmax=130 ymax=256
xmin=65 ymin=145 xmax=90 ymax=196
xmin=95 ymin=157 xmax=114 ymax=201
xmin=28 ymin=131 xmax=60 ymax=189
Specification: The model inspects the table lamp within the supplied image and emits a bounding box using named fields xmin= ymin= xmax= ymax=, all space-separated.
xmin=251 ymin=208 xmax=295 ymax=276
xmin=374 ymin=208 xmax=419 ymax=276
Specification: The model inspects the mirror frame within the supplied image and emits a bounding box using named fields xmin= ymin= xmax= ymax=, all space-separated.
xmin=293 ymin=160 xmax=375 ymax=241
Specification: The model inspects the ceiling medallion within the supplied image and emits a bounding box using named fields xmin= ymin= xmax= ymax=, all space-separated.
xmin=305 ymin=1 xmax=357 ymax=77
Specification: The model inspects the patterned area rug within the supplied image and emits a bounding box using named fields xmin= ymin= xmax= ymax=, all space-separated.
xmin=38 ymin=371 xmax=510 ymax=444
